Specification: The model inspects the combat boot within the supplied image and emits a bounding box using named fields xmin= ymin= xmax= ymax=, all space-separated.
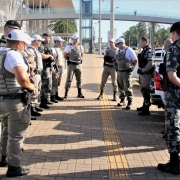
xmin=64 ymin=89 xmax=68 ymax=98
xmin=55 ymin=91 xmax=64 ymax=101
xmin=0 ymin=155 xmax=7 ymax=167
xmin=126 ymin=99 xmax=132 ymax=110
xmin=35 ymin=106 xmax=44 ymax=112
xmin=6 ymin=166 xmax=30 ymax=178
xmin=97 ymin=90 xmax=103 ymax=100
xmin=117 ymin=98 xmax=125 ymax=106
xmin=77 ymin=88 xmax=85 ymax=98
xmin=138 ymin=105 xmax=150 ymax=115
xmin=46 ymin=98 xmax=54 ymax=104
xmin=31 ymin=106 xmax=41 ymax=116
xmin=137 ymin=102 xmax=145 ymax=111
xmin=39 ymin=98 xmax=50 ymax=109
xmin=157 ymin=153 xmax=180 ymax=175
xmin=112 ymin=91 xmax=117 ymax=101
xmin=51 ymin=95 xmax=58 ymax=103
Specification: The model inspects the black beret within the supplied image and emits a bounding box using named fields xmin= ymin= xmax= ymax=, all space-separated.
xmin=170 ymin=21 xmax=180 ymax=33
xmin=4 ymin=20 xmax=21 ymax=29
xmin=42 ymin=33 xmax=51 ymax=37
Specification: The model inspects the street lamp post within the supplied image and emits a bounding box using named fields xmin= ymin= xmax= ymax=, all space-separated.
xmin=98 ymin=0 xmax=101 ymax=55
xmin=110 ymin=0 xmax=114 ymax=39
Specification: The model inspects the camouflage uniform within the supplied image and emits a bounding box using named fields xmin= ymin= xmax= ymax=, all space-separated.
xmin=164 ymin=39 xmax=180 ymax=153
xmin=38 ymin=43 xmax=52 ymax=99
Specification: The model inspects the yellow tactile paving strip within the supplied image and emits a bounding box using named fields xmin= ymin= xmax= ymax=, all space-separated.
xmin=94 ymin=56 xmax=131 ymax=180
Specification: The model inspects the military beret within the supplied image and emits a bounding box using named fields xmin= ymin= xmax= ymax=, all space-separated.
xmin=4 ymin=20 xmax=21 ymax=29
xmin=170 ymin=21 xmax=180 ymax=33
xmin=42 ymin=33 xmax=51 ymax=37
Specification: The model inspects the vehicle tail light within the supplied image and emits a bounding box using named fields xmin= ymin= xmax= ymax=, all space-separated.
xmin=154 ymin=72 xmax=163 ymax=91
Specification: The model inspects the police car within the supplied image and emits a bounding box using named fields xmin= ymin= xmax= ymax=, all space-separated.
xmin=150 ymin=65 xmax=165 ymax=108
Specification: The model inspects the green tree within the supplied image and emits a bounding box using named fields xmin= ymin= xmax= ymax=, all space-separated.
xmin=48 ymin=19 xmax=77 ymax=33
xmin=122 ymin=22 xmax=148 ymax=46
xmin=154 ymin=27 xmax=170 ymax=46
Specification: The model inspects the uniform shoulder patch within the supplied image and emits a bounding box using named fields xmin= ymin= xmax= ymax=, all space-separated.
xmin=166 ymin=52 xmax=171 ymax=61
xmin=147 ymin=52 xmax=152 ymax=58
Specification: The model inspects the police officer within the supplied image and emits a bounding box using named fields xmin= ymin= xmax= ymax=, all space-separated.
xmin=97 ymin=38 xmax=117 ymax=100
xmin=64 ymin=34 xmax=85 ymax=98
xmin=115 ymin=38 xmax=137 ymax=109
xmin=38 ymin=33 xmax=54 ymax=108
xmin=0 ymin=29 xmax=34 ymax=177
xmin=157 ymin=21 xmax=180 ymax=175
xmin=137 ymin=37 xmax=154 ymax=115
xmin=50 ymin=36 xmax=65 ymax=102
xmin=159 ymin=39 xmax=173 ymax=90
xmin=28 ymin=35 xmax=45 ymax=114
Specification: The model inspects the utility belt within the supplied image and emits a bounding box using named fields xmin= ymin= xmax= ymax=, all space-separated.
xmin=0 ymin=93 xmax=21 ymax=100
xmin=105 ymin=63 xmax=113 ymax=68
xmin=118 ymin=69 xmax=129 ymax=72
xmin=68 ymin=61 xmax=81 ymax=65
xmin=58 ymin=65 xmax=62 ymax=68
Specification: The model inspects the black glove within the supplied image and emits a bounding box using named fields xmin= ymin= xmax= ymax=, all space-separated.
xmin=137 ymin=68 xmax=143 ymax=75
xmin=126 ymin=67 xmax=134 ymax=73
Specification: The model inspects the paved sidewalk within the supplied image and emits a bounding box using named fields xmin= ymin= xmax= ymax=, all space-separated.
xmin=0 ymin=54 xmax=179 ymax=180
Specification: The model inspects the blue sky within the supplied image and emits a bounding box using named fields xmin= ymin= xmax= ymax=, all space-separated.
xmin=74 ymin=0 xmax=180 ymax=42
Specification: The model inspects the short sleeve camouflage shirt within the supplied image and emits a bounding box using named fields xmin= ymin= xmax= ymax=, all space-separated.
xmin=166 ymin=39 xmax=180 ymax=73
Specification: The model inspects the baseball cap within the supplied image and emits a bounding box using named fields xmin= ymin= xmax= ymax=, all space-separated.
xmin=109 ymin=38 xmax=115 ymax=43
xmin=4 ymin=20 xmax=21 ymax=29
xmin=54 ymin=36 xmax=65 ymax=42
xmin=71 ymin=34 xmax=79 ymax=39
xmin=42 ymin=33 xmax=51 ymax=37
xmin=170 ymin=21 xmax=180 ymax=33
xmin=32 ymin=34 xmax=45 ymax=41
xmin=5 ymin=29 xmax=31 ymax=45
xmin=115 ymin=38 xmax=125 ymax=44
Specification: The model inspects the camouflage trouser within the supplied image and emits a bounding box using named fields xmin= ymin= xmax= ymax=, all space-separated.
xmin=65 ymin=64 xmax=82 ymax=89
xmin=40 ymin=67 xmax=52 ymax=98
xmin=100 ymin=65 xmax=117 ymax=92
xmin=164 ymin=88 xmax=180 ymax=153
xmin=117 ymin=71 xmax=133 ymax=101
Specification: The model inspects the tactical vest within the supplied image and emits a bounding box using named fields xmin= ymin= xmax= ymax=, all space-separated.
xmin=69 ymin=44 xmax=82 ymax=62
xmin=0 ymin=50 xmax=22 ymax=94
xmin=115 ymin=48 xmax=133 ymax=70
xmin=175 ymin=41 xmax=180 ymax=78
xmin=105 ymin=47 xmax=116 ymax=64
xmin=28 ymin=46 xmax=43 ymax=71
xmin=53 ymin=47 xmax=63 ymax=66
xmin=138 ymin=46 xmax=151 ymax=69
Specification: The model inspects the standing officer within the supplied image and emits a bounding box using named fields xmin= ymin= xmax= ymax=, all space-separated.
xmin=115 ymin=38 xmax=137 ymax=109
xmin=97 ymin=38 xmax=117 ymax=100
xmin=28 ymin=35 xmax=45 ymax=114
xmin=0 ymin=29 xmax=34 ymax=177
xmin=38 ymin=33 xmax=54 ymax=108
xmin=64 ymin=34 xmax=85 ymax=98
xmin=157 ymin=21 xmax=180 ymax=175
xmin=50 ymin=36 xmax=65 ymax=102
xmin=137 ymin=37 xmax=154 ymax=115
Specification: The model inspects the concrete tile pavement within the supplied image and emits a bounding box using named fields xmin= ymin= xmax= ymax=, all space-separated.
xmin=0 ymin=54 xmax=179 ymax=179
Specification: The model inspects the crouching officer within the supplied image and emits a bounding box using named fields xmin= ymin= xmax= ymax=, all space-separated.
xmin=64 ymin=34 xmax=85 ymax=98
xmin=50 ymin=36 xmax=65 ymax=102
xmin=97 ymin=38 xmax=117 ymax=100
xmin=0 ymin=29 xmax=34 ymax=177
xmin=137 ymin=37 xmax=154 ymax=115
xmin=157 ymin=21 xmax=180 ymax=175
